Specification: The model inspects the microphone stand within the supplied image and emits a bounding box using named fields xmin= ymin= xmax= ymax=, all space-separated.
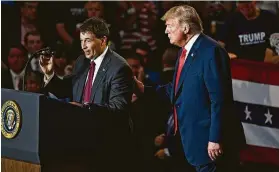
xmin=22 ymin=47 xmax=54 ymax=91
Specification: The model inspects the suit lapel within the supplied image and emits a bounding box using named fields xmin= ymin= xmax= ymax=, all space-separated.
xmin=89 ymin=48 xmax=111 ymax=102
xmin=174 ymin=33 xmax=204 ymax=98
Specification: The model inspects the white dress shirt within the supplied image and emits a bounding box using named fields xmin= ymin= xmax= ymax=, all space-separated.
xmin=87 ymin=46 xmax=108 ymax=84
xmin=184 ymin=33 xmax=200 ymax=61
xmin=10 ymin=69 xmax=25 ymax=90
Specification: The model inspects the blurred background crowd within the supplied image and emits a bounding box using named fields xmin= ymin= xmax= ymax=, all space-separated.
xmin=1 ymin=1 xmax=279 ymax=172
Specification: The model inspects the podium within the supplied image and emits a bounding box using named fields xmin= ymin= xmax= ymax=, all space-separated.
xmin=1 ymin=88 xmax=97 ymax=172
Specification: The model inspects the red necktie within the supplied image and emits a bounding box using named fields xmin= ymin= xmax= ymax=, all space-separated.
xmin=173 ymin=48 xmax=187 ymax=134
xmin=83 ymin=61 xmax=96 ymax=104
xmin=18 ymin=78 xmax=23 ymax=90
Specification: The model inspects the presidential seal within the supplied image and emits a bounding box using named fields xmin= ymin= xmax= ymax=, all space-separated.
xmin=1 ymin=100 xmax=22 ymax=139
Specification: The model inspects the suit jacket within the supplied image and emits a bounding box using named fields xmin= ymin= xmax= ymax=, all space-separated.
xmin=43 ymin=48 xmax=134 ymax=167
xmin=1 ymin=68 xmax=44 ymax=92
xmin=156 ymin=33 xmax=245 ymax=166
xmin=1 ymin=69 xmax=14 ymax=90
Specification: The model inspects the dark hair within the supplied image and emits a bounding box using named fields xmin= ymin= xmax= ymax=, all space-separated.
xmin=122 ymin=50 xmax=144 ymax=66
xmin=53 ymin=43 xmax=69 ymax=59
xmin=162 ymin=46 xmax=179 ymax=66
xmin=132 ymin=41 xmax=151 ymax=55
xmin=24 ymin=31 xmax=41 ymax=45
xmin=79 ymin=17 xmax=110 ymax=40
xmin=9 ymin=43 xmax=28 ymax=57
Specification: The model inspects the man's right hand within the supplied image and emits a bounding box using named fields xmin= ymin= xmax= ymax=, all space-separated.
xmin=137 ymin=66 xmax=145 ymax=82
xmin=154 ymin=149 xmax=167 ymax=159
xmin=39 ymin=54 xmax=54 ymax=78
xmin=228 ymin=53 xmax=237 ymax=59
xmin=133 ymin=76 xmax=144 ymax=94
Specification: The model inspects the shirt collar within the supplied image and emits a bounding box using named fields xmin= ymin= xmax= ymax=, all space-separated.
xmin=91 ymin=46 xmax=109 ymax=65
xmin=184 ymin=33 xmax=200 ymax=53
xmin=163 ymin=67 xmax=175 ymax=72
xmin=10 ymin=69 xmax=25 ymax=79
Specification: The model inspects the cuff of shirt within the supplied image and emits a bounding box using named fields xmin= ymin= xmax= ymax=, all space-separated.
xmin=44 ymin=72 xmax=54 ymax=86
xmin=164 ymin=148 xmax=171 ymax=157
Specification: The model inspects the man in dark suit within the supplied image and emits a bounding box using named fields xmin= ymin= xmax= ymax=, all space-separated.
xmin=135 ymin=5 xmax=245 ymax=172
xmin=1 ymin=44 xmax=28 ymax=91
xmin=39 ymin=17 xmax=134 ymax=172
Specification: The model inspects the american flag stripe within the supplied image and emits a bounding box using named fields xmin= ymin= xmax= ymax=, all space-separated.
xmin=235 ymin=101 xmax=279 ymax=129
xmin=232 ymin=79 xmax=279 ymax=108
xmin=231 ymin=59 xmax=279 ymax=86
xmin=242 ymin=123 xmax=279 ymax=149
xmin=231 ymin=59 xmax=279 ymax=166
xmin=240 ymin=145 xmax=279 ymax=165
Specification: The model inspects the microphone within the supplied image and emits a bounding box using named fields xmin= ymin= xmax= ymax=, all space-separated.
xmin=22 ymin=47 xmax=55 ymax=91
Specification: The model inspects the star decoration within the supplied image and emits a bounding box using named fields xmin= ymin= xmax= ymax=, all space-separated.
xmin=244 ymin=105 xmax=252 ymax=120
xmin=264 ymin=109 xmax=273 ymax=125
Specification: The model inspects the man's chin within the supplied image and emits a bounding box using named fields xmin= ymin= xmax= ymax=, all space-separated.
xmin=84 ymin=55 xmax=93 ymax=59
xmin=169 ymin=40 xmax=175 ymax=45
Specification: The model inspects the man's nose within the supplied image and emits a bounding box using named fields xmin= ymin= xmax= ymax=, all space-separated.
xmin=15 ymin=56 xmax=21 ymax=60
xmin=165 ymin=28 xmax=168 ymax=34
xmin=81 ymin=42 xmax=86 ymax=49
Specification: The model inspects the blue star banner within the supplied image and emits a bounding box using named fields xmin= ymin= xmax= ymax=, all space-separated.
xmin=231 ymin=59 xmax=279 ymax=166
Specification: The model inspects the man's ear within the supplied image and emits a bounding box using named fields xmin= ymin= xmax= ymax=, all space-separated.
xmin=101 ymin=36 xmax=108 ymax=46
xmin=184 ymin=24 xmax=190 ymax=34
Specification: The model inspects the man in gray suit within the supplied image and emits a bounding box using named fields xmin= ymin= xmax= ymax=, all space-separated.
xmin=39 ymin=17 xmax=134 ymax=172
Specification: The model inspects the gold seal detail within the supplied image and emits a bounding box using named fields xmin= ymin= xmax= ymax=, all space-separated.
xmin=1 ymin=100 xmax=22 ymax=139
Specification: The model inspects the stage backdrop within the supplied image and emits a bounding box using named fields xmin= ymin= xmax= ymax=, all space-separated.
xmin=231 ymin=59 xmax=279 ymax=166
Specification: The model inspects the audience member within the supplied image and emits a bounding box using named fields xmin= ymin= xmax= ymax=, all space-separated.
xmin=24 ymin=31 xmax=43 ymax=54
xmin=55 ymin=1 xmax=85 ymax=60
xmin=2 ymin=44 xmax=28 ymax=90
xmin=116 ymin=1 xmax=158 ymax=52
xmin=124 ymin=49 xmax=170 ymax=172
xmin=19 ymin=2 xmax=39 ymax=45
xmin=217 ymin=1 xmax=279 ymax=63
xmin=124 ymin=50 xmax=145 ymax=83
xmin=83 ymin=1 xmax=120 ymax=51
xmin=132 ymin=41 xmax=161 ymax=85
xmin=24 ymin=31 xmax=44 ymax=72
xmin=55 ymin=1 xmax=85 ymax=46
xmin=64 ymin=60 xmax=75 ymax=76
xmin=257 ymin=1 xmax=279 ymax=16
xmin=52 ymin=43 xmax=70 ymax=78
xmin=25 ymin=71 xmax=43 ymax=93
xmin=160 ymin=46 xmax=179 ymax=85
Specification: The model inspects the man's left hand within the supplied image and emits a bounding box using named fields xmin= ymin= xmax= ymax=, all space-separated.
xmin=208 ymin=142 xmax=223 ymax=161
xmin=154 ymin=149 xmax=167 ymax=160
xmin=69 ymin=102 xmax=83 ymax=107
